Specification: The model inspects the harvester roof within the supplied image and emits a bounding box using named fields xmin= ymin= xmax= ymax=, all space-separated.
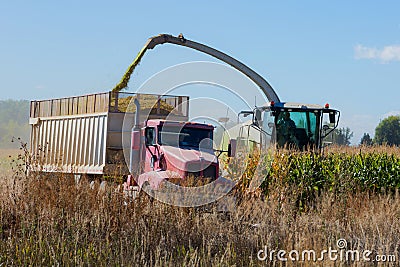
xmin=263 ymin=102 xmax=325 ymax=110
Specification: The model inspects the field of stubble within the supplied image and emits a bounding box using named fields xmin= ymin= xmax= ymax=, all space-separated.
xmin=0 ymin=146 xmax=400 ymax=266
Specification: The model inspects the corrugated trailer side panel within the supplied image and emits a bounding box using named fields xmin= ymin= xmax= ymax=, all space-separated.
xmin=30 ymin=113 xmax=108 ymax=174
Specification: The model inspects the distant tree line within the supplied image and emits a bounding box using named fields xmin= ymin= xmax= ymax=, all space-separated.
xmin=373 ymin=116 xmax=400 ymax=145
xmin=329 ymin=127 xmax=353 ymax=146
xmin=360 ymin=115 xmax=400 ymax=146
xmin=0 ymin=100 xmax=29 ymax=148
xmin=324 ymin=115 xmax=400 ymax=147
xmin=328 ymin=115 xmax=400 ymax=147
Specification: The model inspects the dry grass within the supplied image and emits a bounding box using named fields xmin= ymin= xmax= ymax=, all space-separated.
xmin=0 ymin=146 xmax=400 ymax=266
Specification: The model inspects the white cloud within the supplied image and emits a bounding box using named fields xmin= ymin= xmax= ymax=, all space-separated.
xmin=354 ymin=44 xmax=400 ymax=62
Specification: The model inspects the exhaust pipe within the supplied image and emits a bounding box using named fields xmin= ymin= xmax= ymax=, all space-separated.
xmin=129 ymin=98 xmax=141 ymax=175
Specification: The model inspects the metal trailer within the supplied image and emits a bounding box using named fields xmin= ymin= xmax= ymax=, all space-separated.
xmin=29 ymin=91 xmax=189 ymax=176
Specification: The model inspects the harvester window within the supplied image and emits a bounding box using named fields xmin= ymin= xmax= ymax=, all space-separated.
xmin=261 ymin=110 xmax=275 ymax=135
xmin=276 ymin=112 xmax=297 ymax=147
xmin=276 ymin=111 xmax=318 ymax=149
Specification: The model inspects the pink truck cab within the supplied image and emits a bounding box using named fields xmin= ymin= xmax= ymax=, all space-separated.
xmin=129 ymin=119 xmax=219 ymax=190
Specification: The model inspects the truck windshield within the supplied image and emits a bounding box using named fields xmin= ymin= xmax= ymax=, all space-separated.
xmin=158 ymin=126 xmax=213 ymax=149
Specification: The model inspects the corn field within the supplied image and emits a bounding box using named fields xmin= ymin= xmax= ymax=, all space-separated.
xmin=260 ymin=146 xmax=400 ymax=211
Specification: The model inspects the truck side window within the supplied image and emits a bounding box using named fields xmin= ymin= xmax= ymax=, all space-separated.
xmin=145 ymin=127 xmax=156 ymax=146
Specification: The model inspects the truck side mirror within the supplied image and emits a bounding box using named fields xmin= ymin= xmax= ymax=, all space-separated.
xmin=254 ymin=109 xmax=262 ymax=127
xmin=329 ymin=112 xmax=336 ymax=124
xmin=227 ymin=139 xmax=237 ymax=157
xmin=150 ymin=155 xmax=157 ymax=169
xmin=145 ymin=127 xmax=156 ymax=146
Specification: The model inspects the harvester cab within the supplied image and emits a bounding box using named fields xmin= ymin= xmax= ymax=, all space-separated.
xmin=245 ymin=101 xmax=340 ymax=151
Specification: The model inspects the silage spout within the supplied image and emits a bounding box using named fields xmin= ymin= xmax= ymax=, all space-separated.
xmin=112 ymin=45 xmax=149 ymax=93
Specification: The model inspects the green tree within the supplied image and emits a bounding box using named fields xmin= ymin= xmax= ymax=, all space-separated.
xmin=330 ymin=127 xmax=354 ymax=146
xmin=360 ymin=132 xmax=373 ymax=146
xmin=374 ymin=115 xmax=400 ymax=146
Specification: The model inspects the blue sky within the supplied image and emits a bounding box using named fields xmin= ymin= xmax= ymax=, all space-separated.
xmin=1 ymin=1 xmax=400 ymax=144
